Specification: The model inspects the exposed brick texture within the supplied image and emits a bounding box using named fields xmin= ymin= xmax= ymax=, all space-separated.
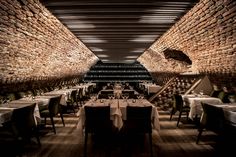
xmin=138 ymin=0 xmax=236 ymax=85
xmin=1 ymin=0 xmax=236 ymax=93
xmin=0 ymin=0 xmax=98 ymax=91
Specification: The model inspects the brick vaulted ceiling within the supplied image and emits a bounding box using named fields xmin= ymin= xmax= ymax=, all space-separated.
xmin=41 ymin=0 xmax=198 ymax=63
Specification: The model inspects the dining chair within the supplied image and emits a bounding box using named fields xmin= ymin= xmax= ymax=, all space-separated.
xmin=84 ymin=106 xmax=112 ymax=157
xmin=65 ymin=90 xmax=78 ymax=114
xmin=11 ymin=103 xmax=41 ymax=144
xmin=15 ymin=91 xmax=27 ymax=99
xmin=122 ymin=90 xmax=135 ymax=98
xmin=223 ymin=109 xmax=236 ymax=146
xmin=124 ymin=106 xmax=153 ymax=157
xmin=100 ymin=90 xmax=114 ymax=95
xmin=170 ymin=94 xmax=190 ymax=127
xmin=210 ymin=89 xmax=221 ymax=98
xmin=77 ymin=88 xmax=86 ymax=106
xmin=6 ymin=92 xmax=16 ymax=101
xmin=97 ymin=93 xmax=109 ymax=99
xmin=196 ymin=103 xmax=225 ymax=144
xmin=39 ymin=95 xmax=65 ymax=134
xmin=0 ymin=103 xmax=41 ymax=156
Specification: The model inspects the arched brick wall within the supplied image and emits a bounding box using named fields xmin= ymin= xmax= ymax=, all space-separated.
xmin=0 ymin=0 xmax=98 ymax=86
xmin=138 ymin=0 xmax=236 ymax=84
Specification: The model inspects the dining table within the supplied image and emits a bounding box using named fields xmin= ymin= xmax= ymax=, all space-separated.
xmin=0 ymin=101 xmax=37 ymax=125
xmin=0 ymin=95 xmax=57 ymax=125
xmin=77 ymin=98 xmax=160 ymax=132
xmin=182 ymin=94 xmax=223 ymax=120
xmin=139 ymin=82 xmax=162 ymax=95
xmin=43 ymin=88 xmax=77 ymax=106
xmin=72 ymin=83 xmax=96 ymax=96
xmin=200 ymin=103 xmax=236 ymax=127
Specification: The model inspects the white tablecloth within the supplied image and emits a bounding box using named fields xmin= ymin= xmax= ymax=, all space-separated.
xmin=0 ymin=94 xmax=65 ymax=125
xmin=200 ymin=103 xmax=236 ymax=125
xmin=44 ymin=89 xmax=76 ymax=106
xmin=0 ymin=101 xmax=38 ymax=124
xmin=72 ymin=83 xmax=96 ymax=96
xmin=77 ymin=99 xmax=160 ymax=132
xmin=182 ymin=95 xmax=223 ymax=120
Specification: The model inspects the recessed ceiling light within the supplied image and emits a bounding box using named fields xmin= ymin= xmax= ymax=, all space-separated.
xmin=148 ymin=9 xmax=186 ymax=12
xmin=97 ymin=54 xmax=109 ymax=58
xmin=90 ymin=47 xmax=104 ymax=52
xmin=101 ymin=59 xmax=110 ymax=62
xmin=139 ymin=19 xmax=175 ymax=23
xmin=130 ymin=39 xmax=154 ymax=42
xmin=67 ymin=24 xmax=95 ymax=29
xmin=129 ymin=35 xmax=157 ymax=42
xmin=125 ymin=56 xmax=138 ymax=59
xmin=82 ymin=38 xmax=107 ymax=43
xmin=132 ymin=48 xmax=146 ymax=53
xmin=123 ymin=60 xmax=136 ymax=63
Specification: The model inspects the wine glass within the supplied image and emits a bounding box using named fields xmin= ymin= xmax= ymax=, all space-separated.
xmin=108 ymin=94 xmax=113 ymax=100
xmin=132 ymin=99 xmax=136 ymax=103
xmin=137 ymin=94 xmax=144 ymax=99
xmin=4 ymin=98 xmax=11 ymax=104
xmin=32 ymin=96 xmax=35 ymax=101
xmin=121 ymin=94 xmax=125 ymax=100
xmin=199 ymin=90 xmax=204 ymax=96
xmin=90 ymin=94 xmax=96 ymax=101
xmin=124 ymin=93 xmax=129 ymax=101
xmin=111 ymin=94 xmax=115 ymax=99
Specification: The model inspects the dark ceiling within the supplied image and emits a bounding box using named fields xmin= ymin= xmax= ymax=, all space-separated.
xmin=41 ymin=0 xmax=198 ymax=63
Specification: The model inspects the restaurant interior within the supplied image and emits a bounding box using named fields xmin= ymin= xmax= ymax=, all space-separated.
xmin=0 ymin=0 xmax=236 ymax=157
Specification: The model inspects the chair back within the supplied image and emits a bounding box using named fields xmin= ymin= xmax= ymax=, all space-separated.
xmin=201 ymin=103 xmax=225 ymax=133
xmin=217 ymin=91 xmax=225 ymax=100
xmin=100 ymin=90 xmax=113 ymax=95
xmin=97 ymin=94 xmax=109 ymax=99
xmin=11 ymin=103 xmax=36 ymax=140
xmin=210 ymin=90 xmax=221 ymax=98
xmin=123 ymin=85 xmax=130 ymax=90
xmin=6 ymin=93 xmax=16 ymax=101
xmin=84 ymin=106 xmax=111 ymax=134
xmin=126 ymin=106 xmax=152 ymax=133
xmin=70 ymin=90 xmax=77 ymax=103
xmin=48 ymin=95 xmax=62 ymax=116
xmin=173 ymin=94 xmax=183 ymax=111
xmin=122 ymin=90 xmax=135 ymax=98
xmin=106 ymin=85 xmax=113 ymax=90
xmin=15 ymin=92 xmax=27 ymax=99
xmin=78 ymin=88 xmax=83 ymax=99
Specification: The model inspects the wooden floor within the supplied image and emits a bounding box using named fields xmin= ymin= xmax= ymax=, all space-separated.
xmin=3 ymin=107 xmax=233 ymax=157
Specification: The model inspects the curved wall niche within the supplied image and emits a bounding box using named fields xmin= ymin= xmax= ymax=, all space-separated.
xmin=163 ymin=48 xmax=192 ymax=65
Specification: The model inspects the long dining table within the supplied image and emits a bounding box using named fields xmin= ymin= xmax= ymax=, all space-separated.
xmin=77 ymin=98 xmax=160 ymax=132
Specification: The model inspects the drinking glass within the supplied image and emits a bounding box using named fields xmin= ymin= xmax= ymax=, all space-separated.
xmin=121 ymin=94 xmax=125 ymax=100
xmin=124 ymin=93 xmax=129 ymax=100
xmin=199 ymin=90 xmax=204 ymax=96
xmin=138 ymin=94 xmax=144 ymax=99
xmin=90 ymin=94 xmax=96 ymax=101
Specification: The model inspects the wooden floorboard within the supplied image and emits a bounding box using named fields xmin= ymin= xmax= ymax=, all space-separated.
xmin=8 ymin=107 xmax=232 ymax=157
